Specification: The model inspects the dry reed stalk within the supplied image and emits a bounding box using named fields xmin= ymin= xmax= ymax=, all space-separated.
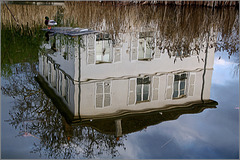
xmin=1 ymin=2 xmax=238 ymax=56
xmin=1 ymin=4 xmax=59 ymax=28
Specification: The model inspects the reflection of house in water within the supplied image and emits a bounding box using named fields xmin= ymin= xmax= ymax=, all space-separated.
xmin=37 ymin=28 xmax=217 ymax=136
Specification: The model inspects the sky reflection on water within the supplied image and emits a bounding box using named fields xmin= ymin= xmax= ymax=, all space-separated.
xmin=1 ymin=3 xmax=239 ymax=159
xmin=1 ymin=38 xmax=238 ymax=159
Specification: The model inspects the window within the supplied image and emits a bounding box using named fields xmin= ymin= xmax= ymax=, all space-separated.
xmin=58 ymin=70 xmax=62 ymax=95
xmin=138 ymin=32 xmax=155 ymax=60
xmin=173 ymin=73 xmax=187 ymax=99
xmin=96 ymin=81 xmax=111 ymax=108
xmin=95 ymin=33 xmax=113 ymax=63
xmin=136 ymin=77 xmax=151 ymax=102
xmin=138 ymin=37 xmax=154 ymax=60
xmin=48 ymin=62 xmax=51 ymax=82
xmin=63 ymin=75 xmax=69 ymax=103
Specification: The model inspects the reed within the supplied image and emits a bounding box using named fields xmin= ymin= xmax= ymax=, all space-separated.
xmin=1 ymin=2 xmax=238 ymax=56
xmin=1 ymin=3 xmax=59 ymax=30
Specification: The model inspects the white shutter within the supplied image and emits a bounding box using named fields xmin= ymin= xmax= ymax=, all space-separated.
xmin=56 ymin=34 xmax=61 ymax=51
xmin=188 ymin=74 xmax=195 ymax=96
xmin=166 ymin=74 xmax=173 ymax=99
xmin=131 ymin=47 xmax=138 ymax=61
xmin=152 ymin=76 xmax=159 ymax=101
xmin=58 ymin=70 xmax=62 ymax=94
xmin=43 ymin=56 xmax=48 ymax=78
xmin=104 ymin=81 xmax=111 ymax=107
xmin=114 ymin=48 xmax=122 ymax=62
xmin=155 ymin=46 xmax=161 ymax=58
xmin=138 ymin=38 xmax=145 ymax=59
xmin=87 ymin=34 xmax=95 ymax=50
xmin=52 ymin=65 xmax=56 ymax=87
xmin=87 ymin=50 xmax=95 ymax=64
xmin=87 ymin=34 xmax=95 ymax=64
xmin=96 ymin=82 xmax=103 ymax=108
xmin=128 ymin=79 xmax=136 ymax=105
xmin=62 ymin=74 xmax=66 ymax=97
xmin=103 ymin=40 xmax=112 ymax=62
xmin=131 ymin=32 xmax=138 ymax=61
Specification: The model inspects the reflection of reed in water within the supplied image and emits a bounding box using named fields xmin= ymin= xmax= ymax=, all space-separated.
xmin=1 ymin=2 xmax=239 ymax=56
xmin=1 ymin=4 xmax=59 ymax=28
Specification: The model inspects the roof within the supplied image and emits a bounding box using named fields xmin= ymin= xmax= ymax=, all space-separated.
xmin=42 ymin=27 xmax=100 ymax=36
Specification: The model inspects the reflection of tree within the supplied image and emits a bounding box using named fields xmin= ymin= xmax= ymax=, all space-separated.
xmin=2 ymin=63 xmax=125 ymax=159
xmin=1 ymin=25 xmax=43 ymax=78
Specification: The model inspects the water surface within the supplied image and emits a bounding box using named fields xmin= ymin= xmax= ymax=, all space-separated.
xmin=1 ymin=2 xmax=239 ymax=159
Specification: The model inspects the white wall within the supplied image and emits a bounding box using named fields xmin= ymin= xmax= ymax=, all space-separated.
xmin=39 ymin=29 xmax=216 ymax=119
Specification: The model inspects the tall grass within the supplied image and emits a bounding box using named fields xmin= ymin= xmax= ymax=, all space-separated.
xmin=1 ymin=2 xmax=239 ymax=56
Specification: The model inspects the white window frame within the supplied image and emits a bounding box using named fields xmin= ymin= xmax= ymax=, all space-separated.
xmin=95 ymin=81 xmax=112 ymax=108
xmin=172 ymin=73 xmax=188 ymax=99
xmin=136 ymin=83 xmax=150 ymax=102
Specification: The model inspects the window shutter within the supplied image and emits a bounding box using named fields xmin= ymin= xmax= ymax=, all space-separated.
xmin=138 ymin=38 xmax=145 ymax=59
xmin=104 ymin=81 xmax=111 ymax=107
xmin=103 ymin=40 xmax=113 ymax=62
xmin=48 ymin=63 xmax=51 ymax=83
xmin=145 ymin=37 xmax=152 ymax=59
xmin=87 ymin=34 xmax=95 ymax=64
xmin=152 ymin=76 xmax=159 ymax=101
xmin=128 ymin=79 xmax=136 ymax=105
xmin=131 ymin=48 xmax=138 ymax=61
xmin=87 ymin=50 xmax=95 ymax=64
xmin=62 ymin=74 xmax=66 ymax=96
xmin=166 ymin=74 xmax=173 ymax=99
xmin=88 ymin=34 xmax=95 ymax=50
xmin=155 ymin=46 xmax=161 ymax=58
xmin=43 ymin=56 xmax=48 ymax=78
xmin=65 ymin=77 xmax=69 ymax=103
xmin=59 ymin=70 xmax=62 ymax=94
xmin=96 ymin=83 xmax=103 ymax=108
xmin=114 ymin=48 xmax=121 ymax=62
xmin=56 ymin=34 xmax=60 ymax=51
xmin=188 ymin=74 xmax=195 ymax=96
xmin=131 ymin=33 xmax=138 ymax=61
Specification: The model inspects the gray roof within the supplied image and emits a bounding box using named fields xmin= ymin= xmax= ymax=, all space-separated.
xmin=42 ymin=27 xmax=100 ymax=36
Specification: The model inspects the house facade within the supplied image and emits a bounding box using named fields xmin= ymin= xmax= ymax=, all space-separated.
xmin=38 ymin=28 xmax=216 ymax=121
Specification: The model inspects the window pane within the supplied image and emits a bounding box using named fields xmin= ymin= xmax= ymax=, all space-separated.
xmin=104 ymin=94 xmax=110 ymax=107
xmin=173 ymin=90 xmax=178 ymax=98
xmin=174 ymin=75 xmax=180 ymax=81
xmin=136 ymin=84 xmax=142 ymax=101
xmin=143 ymin=84 xmax=149 ymax=100
xmin=138 ymin=39 xmax=145 ymax=59
xmin=180 ymin=80 xmax=185 ymax=90
xmin=65 ymin=78 xmax=68 ymax=101
xmin=96 ymin=94 xmax=103 ymax=108
xmin=173 ymin=81 xmax=179 ymax=98
xmin=143 ymin=77 xmax=150 ymax=84
xmin=146 ymin=38 xmax=152 ymax=58
xmin=181 ymin=73 xmax=187 ymax=80
xmin=96 ymin=41 xmax=103 ymax=61
xmin=96 ymin=83 xmax=103 ymax=93
xmin=137 ymin=77 xmax=150 ymax=84
xmin=137 ymin=78 xmax=143 ymax=84
xmin=180 ymin=89 xmax=185 ymax=96
xmin=104 ymin=81 xmax=110 ymax=93
xmin=174 ymin=81 xmax=179 ymax=91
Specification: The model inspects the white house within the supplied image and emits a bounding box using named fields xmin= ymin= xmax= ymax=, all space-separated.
xmin=38 ymin=28 xmax=216 ymax=124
